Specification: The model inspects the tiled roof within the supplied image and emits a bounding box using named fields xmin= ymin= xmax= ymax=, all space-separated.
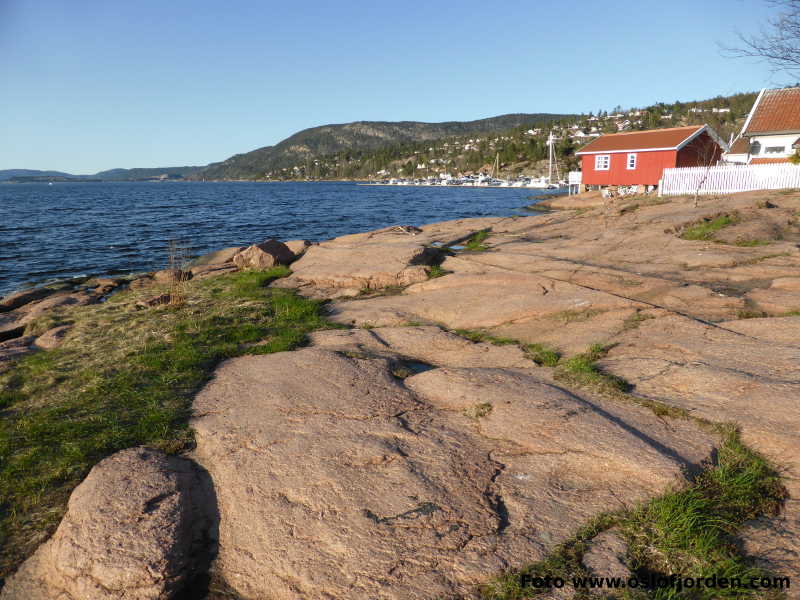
xmin=750 ymin=157 xmax=791 ymax=164
xmin=575 ymin=126 xmax=704 ymax=154
xmin=745 ymin=87 xmax=800 ymax=134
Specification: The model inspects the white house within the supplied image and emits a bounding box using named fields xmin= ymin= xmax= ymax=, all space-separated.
xmin=725 ymin=87 xmax=800 ymax=164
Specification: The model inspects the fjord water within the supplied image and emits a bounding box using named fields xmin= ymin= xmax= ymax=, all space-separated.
xmin=0 ymin=181 xmax=559 ymax=295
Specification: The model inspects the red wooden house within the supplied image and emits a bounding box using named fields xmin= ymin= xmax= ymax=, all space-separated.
xmin=575 ymin=125 xmax=727 ymax=190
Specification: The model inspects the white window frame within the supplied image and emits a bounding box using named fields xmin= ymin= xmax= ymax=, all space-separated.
xmin=594 ymin=155 xmax=610 ymax=170
xmin=626 ymin=153 xmax=637 ymax=170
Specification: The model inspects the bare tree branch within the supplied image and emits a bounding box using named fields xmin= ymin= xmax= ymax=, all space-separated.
xmin=725 ymin=0 xmax=800 ymax=77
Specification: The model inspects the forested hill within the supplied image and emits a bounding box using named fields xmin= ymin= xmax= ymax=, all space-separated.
xmin=193 ymin=114 xmax=572 ymax=180
xmin=191 ymin=91 xmax=760 ymax=181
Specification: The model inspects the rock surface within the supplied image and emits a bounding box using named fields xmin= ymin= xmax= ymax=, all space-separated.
xmin=284 ymin=228 xmax=439 ymax=292
xmin=0 ymin=336 xmax=35 ymax=372
xmin=34 ymin=325 xmax=71 ymax=350
xmin=187 ymin=246 xmax=245 ymax=267
xmin=191 ymin=347 xmax=709 ymax=599
xmin=309 ymin=326 xmax=532 ymax=368
xmin=232 ymin=239 xmax=294 ymax=270
xmin=581 ymin=531 xmax=631 ymax=580
xmin=152 ymin=269 xmax=192 ymax=284
xmin=284 ymin=238 xmax=312 ymax=258
xmin=1 ymin=447 xmax=215 ymax=600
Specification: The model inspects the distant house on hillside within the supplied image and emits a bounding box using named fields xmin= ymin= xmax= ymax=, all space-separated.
xmin=575 ymin=125 xmax=728 ymax=191
xmin=725 ymin=87 xmax=800 ymax=164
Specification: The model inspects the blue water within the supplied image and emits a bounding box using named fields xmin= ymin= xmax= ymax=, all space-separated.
xmin=0 ymin=181 xmax=560 ymax=296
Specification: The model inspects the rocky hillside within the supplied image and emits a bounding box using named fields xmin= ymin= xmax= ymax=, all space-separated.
xmin=1 ymin=188 xmax=799 ymax=599
xmin=194 ymin=114 xmax=571 ymax=180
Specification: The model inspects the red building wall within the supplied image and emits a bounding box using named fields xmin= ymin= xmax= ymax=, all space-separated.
xmin=675 ymin=132 xmax=723 ymax=167
xmin=580 ymin=149 xmax=678 ymax=186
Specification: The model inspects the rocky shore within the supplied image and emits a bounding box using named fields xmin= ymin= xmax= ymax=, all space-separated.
xmin=1 ymin=189 xmax=799 ymax=599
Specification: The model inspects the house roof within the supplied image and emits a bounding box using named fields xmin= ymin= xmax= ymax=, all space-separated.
xmin=575 ymin=125 xmax=706 ymax=154
xmin=750 ymin=157 xmax=791 ymax=165
xmin=743 ymin=87 xmax=800 ymax=135
xmin=728 ymin=137 xmax=750 ymax=154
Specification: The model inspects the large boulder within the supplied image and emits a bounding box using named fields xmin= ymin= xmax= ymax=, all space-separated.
xmin=190 ymin=348 xmax=704 ymax=599
xmin=1 ymin=447 xmax=216 ymax=600
xmin=232 ymin=239 xmax=294 ymax=270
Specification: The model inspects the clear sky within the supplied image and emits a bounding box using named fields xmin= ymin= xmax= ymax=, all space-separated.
xmin=0 ymin=0 xmax=786 ymax=173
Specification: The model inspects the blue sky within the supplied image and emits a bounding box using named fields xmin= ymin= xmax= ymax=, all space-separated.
xmin=0 ymin=0 xmax=785 ymax=173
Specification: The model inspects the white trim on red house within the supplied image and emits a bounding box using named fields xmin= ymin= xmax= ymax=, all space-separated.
xmin=740 ymin=88 xmax=766 ymax=136
xmin=626 ymin=153 xmax=637 ymax=169
xmin=594 ymin=155 xmax=610 ymax=170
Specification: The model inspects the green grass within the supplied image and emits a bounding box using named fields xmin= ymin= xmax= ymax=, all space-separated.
xmin=0 ymin=268 xmax=331 ymax=578
xmin=556 ymin=343 xmax=629 ymax=393
xmin=453 ymin=329 xmax=517 ymax=346
xmin=465 ymin=230 xmax=490 ymax=251
xmin=524 ymin=343 xmax=561 ymax=367
xmin=427 ymin=265 xmax=449 ymax=279
xmin=622 ymin=310 xmax=655 ymax=331
xmin=733 ymin=240 xmax=770 ymax=247
xmin=554 ymin=343 xmax=688 ymax=419
xmin=680 ymin=214 xmax=739 ymax=241
xmin=453 ymin=330 xmax=560 ymax=367
xmin=482 ymin=429 xmax=787 ymax=600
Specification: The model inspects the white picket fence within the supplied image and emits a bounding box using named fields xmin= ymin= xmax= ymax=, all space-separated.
xmin=659 ymin=163 xmax=800 ymax=196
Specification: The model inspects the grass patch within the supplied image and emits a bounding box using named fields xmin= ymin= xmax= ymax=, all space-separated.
xmin=465 ymin=230 xmax=490 ymax=252
xmin=453 ymin=330 xmax=560 ymax=367
xmin=524 ymin=343 xmax=561 ymax=367
xmin=680 ymin=214 xmax=739 ymax=241
xmin=553 ymin=343 xmax=688 ymax=419
xmin=555 ymin=343 xmax=629 ymax=393
xmin=0 ymin=268 xmax=331 ymax=578
xmin=736 ymin=309 xmax=769 ymax=319
xmin=622 ymin=310 xmax=655 ymax=331
xmin=482 ymin=429 xmax=787 ymax=599
xmin=427 ymin=265 xmax=449 ymax=279
xmin=453 ymin=329 xmax=517 ymax=346
xmin=733 ymin=239 xmax=771 ymax=247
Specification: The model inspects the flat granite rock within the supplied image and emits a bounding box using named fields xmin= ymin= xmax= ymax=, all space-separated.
xmin=286 ymin=239 xmax=437 ymax=291
xmin=599 ymin=314 xmax=800 ymax=586
xmin=190 ymin=348 xmax=706 ymax=600
xmin=309 ymin=326 xmax=532 ymax=368
xmin=329 ymin=272 xmax=644 ymax=330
